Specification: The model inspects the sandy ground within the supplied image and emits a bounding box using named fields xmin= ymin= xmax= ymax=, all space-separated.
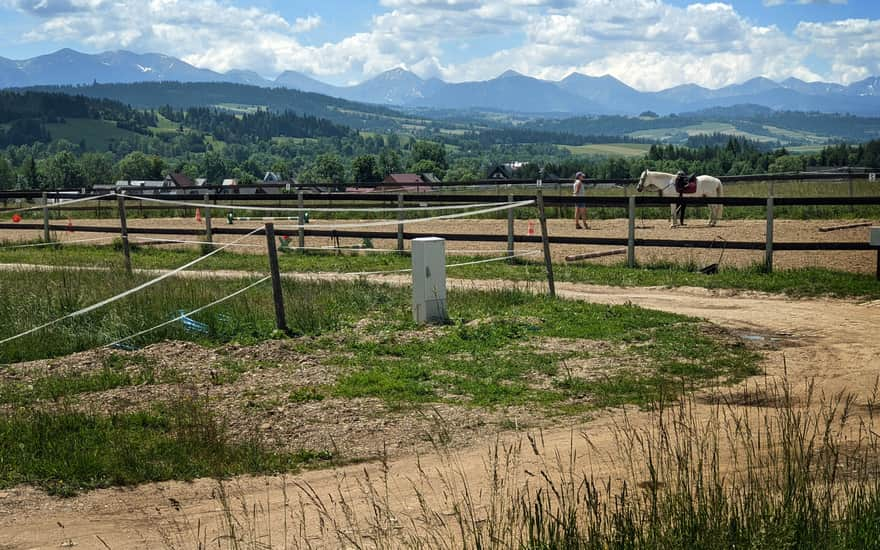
xmin=0 ymin=274 xmax=878 ymax=549
xmin=2 ymin=215 xmax=878 ymax=273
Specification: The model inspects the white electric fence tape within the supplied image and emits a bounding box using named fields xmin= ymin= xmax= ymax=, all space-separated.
xmin=0 ymin=193 xmax=116 ymax=215
xmin=340 ymin=249 xmax=540 ymax=276
xmin=0 ymin=225 xmax=264 ymax=347
xmin=0 ymin=236 xmax=116 ymax=249
xmin=125 ymin=194 xmax=509 ymax=213
xmin=111 ymin=249 xmax=542 ymax=344
xmin=104 ymin=275 xmax=272 ymax=349
xmin=131 ymin=236 xmax=522 ymax=256
xmin=274 ymin=200 xmax=535 ymax=231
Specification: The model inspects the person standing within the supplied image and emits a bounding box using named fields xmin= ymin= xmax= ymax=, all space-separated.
xmin=573 ymin=171 xmax=589 ymax=229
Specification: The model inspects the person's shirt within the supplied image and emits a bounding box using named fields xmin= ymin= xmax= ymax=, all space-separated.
xmin=573 ymin=179 xmax=587 ymax=197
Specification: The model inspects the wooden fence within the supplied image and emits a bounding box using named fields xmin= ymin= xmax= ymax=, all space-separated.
xmin=2 ymin=190 xmax=879 ymax=276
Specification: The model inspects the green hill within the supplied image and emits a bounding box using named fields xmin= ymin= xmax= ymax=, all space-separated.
xmin=46 ymin=118 xmax=143 ymax=150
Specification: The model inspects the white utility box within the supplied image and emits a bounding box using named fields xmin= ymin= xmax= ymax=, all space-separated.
xmin=871 ymin=227 xmax=880 ymax=246
xmin=412 ymin=237 xmax=448 ymax=324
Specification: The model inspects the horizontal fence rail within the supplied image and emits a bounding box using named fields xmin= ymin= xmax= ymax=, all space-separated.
xmin=2 ymin=188 xmax=878 ymax=276
xmin=2 ymin=223 xmax=875 ymax=252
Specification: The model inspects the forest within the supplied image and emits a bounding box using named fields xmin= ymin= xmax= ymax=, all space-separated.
xmin=0 ymin=89 xmax=879 ymax=190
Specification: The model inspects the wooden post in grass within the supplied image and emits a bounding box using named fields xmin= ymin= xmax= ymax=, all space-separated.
xmin=117 ymin=192 xmax=132 ymax=275
xmin=507 ymin=193 xmax=515 ymax=262
xmin=765 ymin=196 xmax=774 ymax=273
xmin=397 ymin=193 xmax=405 ymax=254
xmin=203 ymin=194 xmax=213 ymax=249
xmin=297 ymin=191 xmax=305 ymax=252
xmin=264 ymin=223 xmax=288 ymax=333
xmin=536 ymin=190 xmax=556 ymax=298
xmin=627 ymin=195 xmax=636 ymax=268
xmin=41 ymin=191 xmax=50 ymax=243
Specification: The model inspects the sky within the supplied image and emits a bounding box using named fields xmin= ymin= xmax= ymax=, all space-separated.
xmin=0 ymin=0 xmax=877 ymax=91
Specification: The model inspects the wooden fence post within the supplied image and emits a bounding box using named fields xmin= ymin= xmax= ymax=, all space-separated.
xmin=397 ymin=193 xmax=405 ymax=254
xmin=848 ymin=171 xmax=855 ymax=213
xmin=765 ymin=196 xmax=774 ymax=273
xmin=297 ymin=191 xmax=305 ymax=252
xmin=41 ymin=191 xmax=50 ymax=243
xmin=264 ymin=223 xmax=288 ymax=333
xmin=507 ymin=193 xmax=515 ymax=262
xmin=203 ymin=193 xmax=213 ymax=249
xmin=117 ymin=193 xmax=132 ymax=275
xmin=627 ymin=195 xmax=636 ymax=268
xmin=536 ymin=190 xmax=556 ymax=298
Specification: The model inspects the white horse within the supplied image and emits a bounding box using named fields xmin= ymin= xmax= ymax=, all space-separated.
xmin=636 ymin=170 xmax=724 ymax=227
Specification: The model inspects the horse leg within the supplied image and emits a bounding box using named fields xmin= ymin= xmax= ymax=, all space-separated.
xmin=709 ymin=187 xmax=723 ymax=226
xmin=669 ymin=204 xmax=677 ymax=228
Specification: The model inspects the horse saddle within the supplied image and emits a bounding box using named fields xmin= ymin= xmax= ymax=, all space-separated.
xmin=675 ymin=173 xmax=698 ymax=194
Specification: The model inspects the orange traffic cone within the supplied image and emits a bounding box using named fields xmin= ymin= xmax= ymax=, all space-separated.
xmin=195 ymin=208 xmax=202 ymax=223
xmin=67 ymin=217 xmax=74 ymax=232
xmin=527 ymin=220 xmax=535 ymax=235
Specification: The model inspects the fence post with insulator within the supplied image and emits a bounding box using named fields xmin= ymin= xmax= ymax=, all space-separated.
xmin=117 ymin=192 xmax=132 ymax=275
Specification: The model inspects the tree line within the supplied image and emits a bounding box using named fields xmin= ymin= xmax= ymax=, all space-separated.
xmin=1 ymin=135 xmax=879 ymax=191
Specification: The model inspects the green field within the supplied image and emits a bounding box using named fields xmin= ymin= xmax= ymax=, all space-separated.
xmin=149 ymin=113 xmax=181 ymax=134
xmin=45 ymin=118 xmax=143 ymax=150
xmin=629 ymin=122 xmax=774 ymax=143
xmin=626 ymin=121 xmax=834 ymax=146
xmin=560 ymin=143 xmax=652 ymax=157
xmin=787 ymin=145 xmax=828 ymax=154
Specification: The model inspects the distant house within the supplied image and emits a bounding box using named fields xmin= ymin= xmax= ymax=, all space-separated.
xmin=216 ymin=178 xmax=294 ymax=195
xmin=421 ymin=173 xmax=441 ymax=185
xmin=487 ymin=165 xmax=513 ymax=180
xmin=165 ymin=173 xmax=194 ymax=190
xmin=383 ymin=173 xmax=424 ymax=185
xmin=93 ymin=178 xmax=169 ymax=195
xmin=377 ymin=173 xmax=436 ymax=193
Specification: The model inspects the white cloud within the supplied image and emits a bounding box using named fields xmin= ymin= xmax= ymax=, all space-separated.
xmin=4 ymin=0 xmax=879 ymax=89
xmin=293 ymin=15 xmax=320 ymax=33
xmin=795 ymin=18 xmax=880 ymax=83
xmin=765 ymin=0 xmax=846 ymax=6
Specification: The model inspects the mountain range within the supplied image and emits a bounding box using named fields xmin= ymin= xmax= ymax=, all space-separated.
xmin=3 ymin=48 xmax=880 ymax=116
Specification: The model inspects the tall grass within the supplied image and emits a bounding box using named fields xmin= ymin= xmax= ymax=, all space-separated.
xmin=0 ymin=268 xmax=411 ymax=362
xmin=175 ymin=373 xmax=880 ymax=548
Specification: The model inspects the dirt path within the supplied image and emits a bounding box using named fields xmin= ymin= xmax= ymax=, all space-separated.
xmin=0 ymin=280 xmax=878 ymax=549
xmin=3 ymin=216 xmax=878 ymax=272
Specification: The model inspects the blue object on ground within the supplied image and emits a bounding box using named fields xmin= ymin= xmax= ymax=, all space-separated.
xmin=178 ymin=310 xmax=209 ymax=334
xmin=110 ymin=341 xmax=139 ymax=351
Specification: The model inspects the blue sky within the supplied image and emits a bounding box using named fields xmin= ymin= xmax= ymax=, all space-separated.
xmin=0 ymin=0 xmax=877 ymax=90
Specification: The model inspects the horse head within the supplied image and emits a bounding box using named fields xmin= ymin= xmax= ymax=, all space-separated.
xmin=637 ymin=170 xmax=648 ymax=192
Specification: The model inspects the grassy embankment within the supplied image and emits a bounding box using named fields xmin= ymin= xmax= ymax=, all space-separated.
xmin=0 ymin=269 xmax=759 ymax=495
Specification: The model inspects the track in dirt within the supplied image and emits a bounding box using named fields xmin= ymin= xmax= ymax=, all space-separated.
xmin=0 ymin=277 xmax=878 ymax=549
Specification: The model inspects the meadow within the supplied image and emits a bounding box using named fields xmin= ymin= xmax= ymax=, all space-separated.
xmin=0 ymin=267 xmax=760 ymax=498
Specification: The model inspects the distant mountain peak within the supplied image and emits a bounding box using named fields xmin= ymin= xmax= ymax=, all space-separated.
xmin=375 ymin=67 xmax=421 ymax=81
xmin=497 ymin=69 xmax=524 ymax=79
